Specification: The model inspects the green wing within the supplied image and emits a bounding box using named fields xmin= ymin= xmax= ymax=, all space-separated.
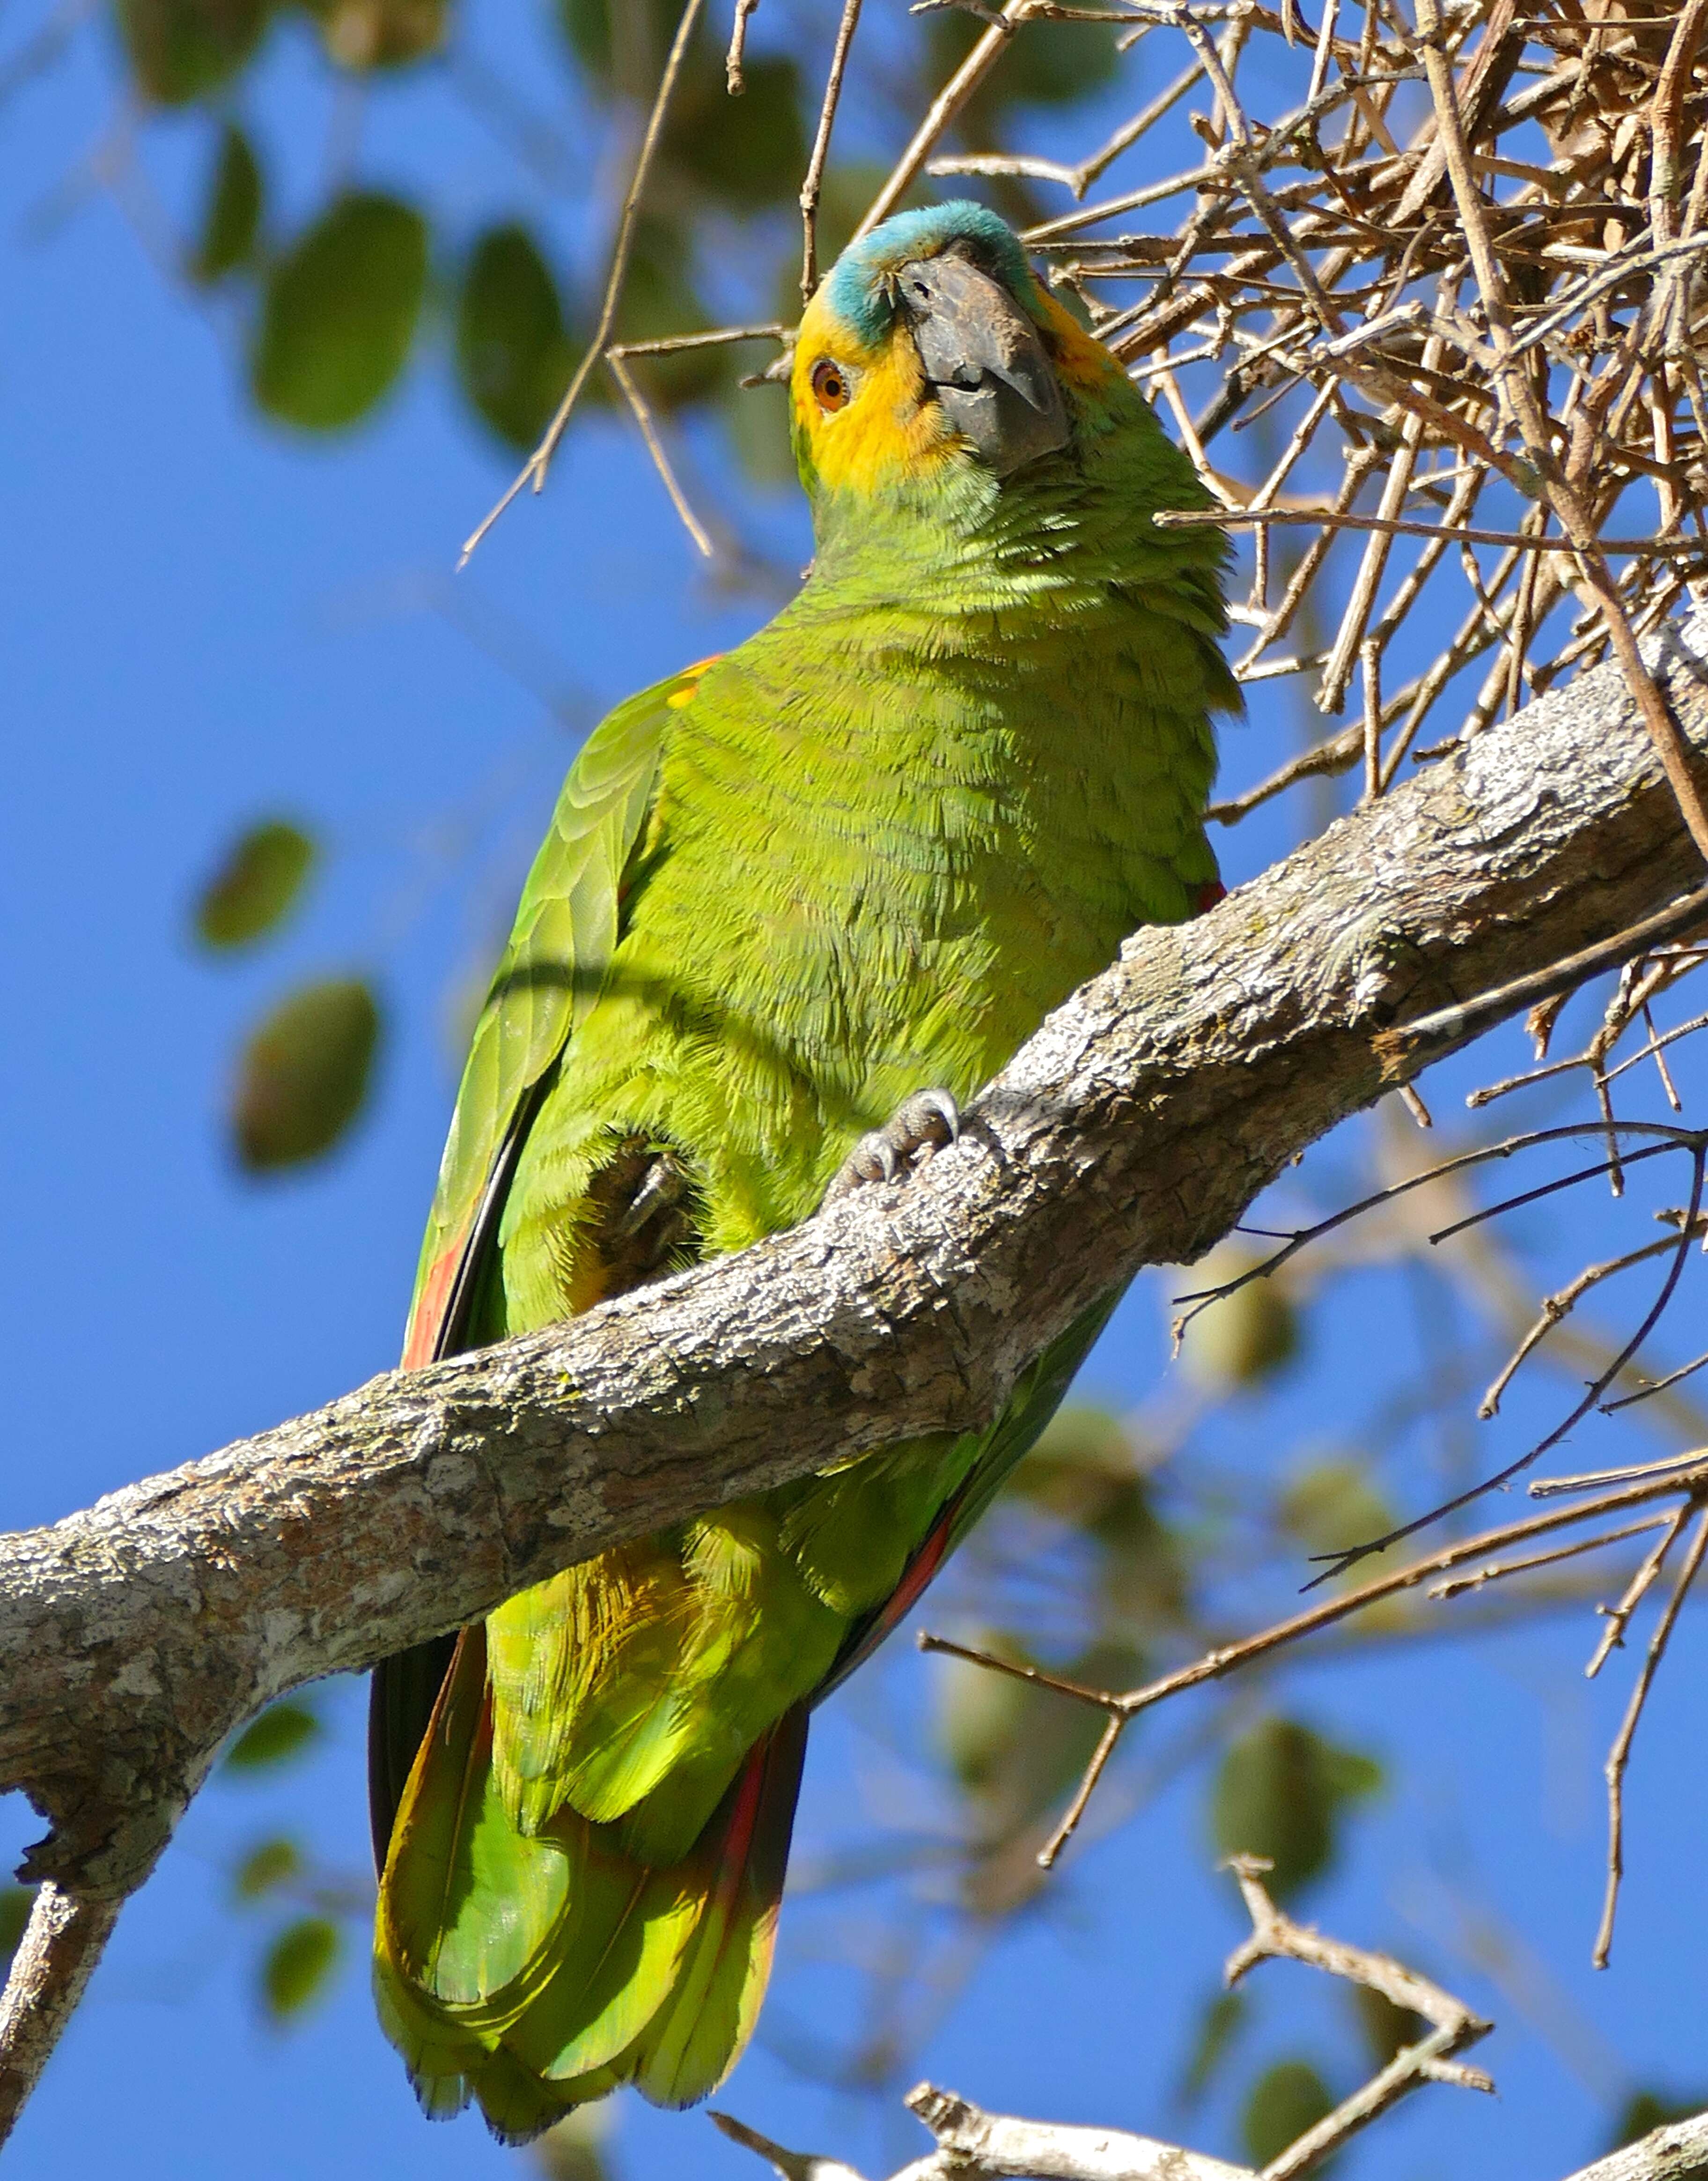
xmin=371 ymin=657 xmax=713 ymax=1870
xmin=401 ymin=657 xmax=711 ymax=1371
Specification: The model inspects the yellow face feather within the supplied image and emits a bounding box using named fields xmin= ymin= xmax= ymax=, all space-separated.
xmin=790 ymin=281 xmax=960 ymax=497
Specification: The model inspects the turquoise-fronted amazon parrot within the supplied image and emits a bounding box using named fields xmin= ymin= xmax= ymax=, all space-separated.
xmin=370 ymin=201 xmax=1236 ymax=2139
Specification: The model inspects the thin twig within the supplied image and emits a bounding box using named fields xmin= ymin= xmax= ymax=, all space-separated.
xmin=1428 ymin=1517 xmax=1672 ymax=1602
xmin=1593 ymin=1504 xmax=1708 ymax=1968
xmin=1479 ymin=1227 xmax=1706 ymax=1421
xmin=1378 ymin=885 xmax=1708 ymax=1056
xmin=1584 ymin=1504 xmax=1691 ymax=1678
xmin=1224 ymin=1859 xmax=1493 ymax=2180
xmin=854 ymin=0 xmax=1033 ymax=243
xmin=458 ymin=0 xmax=707 ymax=567
xmin=800 ymin=0 xmax=864 ymax=302
xmin=926 ymin=1456 xmax=1708 ymax=1869
xmin=1154 ymin=508 xmax=1708 ymax=556
xmin=604 ymin=352 xmax=716 ymax=558
xmin=726 ymin=0 xmax=760 ymax=94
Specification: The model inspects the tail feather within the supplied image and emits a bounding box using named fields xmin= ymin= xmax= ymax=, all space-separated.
xmin=374 ymin=1636 xmax=809 ymax=2139
xmin=630 ymin=1705 xmax=806 ymax=2108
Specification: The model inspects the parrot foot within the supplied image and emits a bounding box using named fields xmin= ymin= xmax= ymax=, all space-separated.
xmin=825 ymin=1089 xmax=960 ymax=1204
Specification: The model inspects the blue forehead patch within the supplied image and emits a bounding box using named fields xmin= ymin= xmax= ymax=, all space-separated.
xmin=821 ymin=200 xmax=1038 ymax=346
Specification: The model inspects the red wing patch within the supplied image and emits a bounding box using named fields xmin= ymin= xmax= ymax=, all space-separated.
xmin=1195 ymin=878 xmax=1227 ymax=916
xmin=402 ymin=1233 xmax=471 ymax=1371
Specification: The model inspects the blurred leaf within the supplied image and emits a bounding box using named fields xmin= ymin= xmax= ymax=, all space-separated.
xmin=117 ymin=0 xmax=270 ymax=105
xmin=928 ymin=9 xmax=1118 ymax=113
xmin=1006 ymin=1406 xmax=1187 ymax=1628
xmin=1347 ymin=1983 xmax=1427 ymax=2069
xmin=192 ymin=121 xmax=263 ymax=283
xmin=193 ymin=818 xmax=314 ymax=949
xmin=302 ymin=0 xmax=446 ymax=67
xmin=1609 ymin=2091 xmax=1708 ymax=2149
xmin=937 ymin=1631 xmax=1139 ymax=1916
xmin=1242 ymin=2060 xmax=1336 ymax=2169
xmin=261 ymin=1915 xmax=341 ymax=2022
xmin=223 ymin=1698 xmax=322 ymax=1771
xmin=533 ymin=2100 xmax=616 ymax=2181
xmin=232 ymin=976 xmax=382 ymax=1171
xmin=233 ymin=1836 xmax=302 ymax=1901
xmin=1007 ymin=1405 xmax=1139 ymax=1526
xmin=613 ymin=218 xmax=721 ymax=409
xmin=668 ymin=52 xmax=806 ymax=212
xmin=1178 ymin=1988 xmax=1246 ymax=2107
xmin=558 ymin=0 xmax=682 ymax=91
xmin=726 ymin=380 xmax=795 ymax=487
xmin=932 ymin=1630 xmax=1036 ymax=1795
xmin=1278 ymin=1458 xmax=1395 ymax=1562
xmin=0 ymin=1887 xmax=36 ymax=1973
xmin=456 ymin=223 xmax=580 ymax=451
xmin=1211 ymin=1718 xmax=1381 ymax=1901
xmin=807 ymin=164 xmax=932 ymax=277
xmin=1177 ymin=1246 xmax=1300 ymax=1392
xmin=253 ymin=193 xmax=427 ymax=431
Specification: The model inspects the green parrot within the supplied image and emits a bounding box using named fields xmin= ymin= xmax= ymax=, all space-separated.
xmin=369 ymin=200 xmax=1236 ymax=2140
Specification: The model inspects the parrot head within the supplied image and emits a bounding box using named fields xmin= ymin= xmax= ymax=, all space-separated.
xmin=791 ymin=200 xmax=1131 ymax=509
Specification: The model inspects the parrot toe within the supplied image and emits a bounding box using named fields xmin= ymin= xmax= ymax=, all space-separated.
xmin=825 ymin=1089 xmax=960 ymax=1203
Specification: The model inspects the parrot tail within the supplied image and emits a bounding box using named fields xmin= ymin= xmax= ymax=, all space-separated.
xmin=373 ymin=1624 xmax=807 ymax=2143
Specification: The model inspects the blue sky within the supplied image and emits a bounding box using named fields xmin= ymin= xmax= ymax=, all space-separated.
xmin=3 ymin=7 xmax=1707 ymax=2179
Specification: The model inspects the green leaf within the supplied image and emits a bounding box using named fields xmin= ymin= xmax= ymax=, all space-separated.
xmin=1211 ymin=1718 xmax=1382 ymax=1901
xmin=261 ymin=1915 xmax=341 ymax=2022
xmin=1178 ymin=1988 xmax=1246 ymax=2107
xmin=117 ymin=0 xmax=270 ymax=106
xmin=192 ymin=121 xmax=263 ymax=283
xmin=1241 ymin=2060 xmax=1336 ymax=2169
xmin=231 ymin=976 xmax=382 ymax=1171
xmin=222 ymin=1699 xmax=322 ymax=1773
xmin=0 ymin=1887 xmax=37 ymax=1973
xmin=252 ymin=193 xmax=428 ymax=430
xmin=301 ymin=0 xmax=446 ymax=68
xmin=193 ymin=819 xmax=314 ymax=949
xmin=456 ymin=224 xmax=580 ymax=451
xmin=233 ymin=1836 xmax=302 ymax=1901
xmin=1347 ymin=1983 xmax=1428 ymax=2070
xmin=1609 ymin=2091 xmax=1708 ymax=2150
xmin=1177 ymin=1246 xmax=1300 ymax=1391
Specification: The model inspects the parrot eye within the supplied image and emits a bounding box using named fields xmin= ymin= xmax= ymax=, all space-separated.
xmin=810 ymin=359 xmax=851 ymax=413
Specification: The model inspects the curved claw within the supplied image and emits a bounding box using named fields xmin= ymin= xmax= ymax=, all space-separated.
xmin=824 ymin=1088 xmax=961 ymax=1205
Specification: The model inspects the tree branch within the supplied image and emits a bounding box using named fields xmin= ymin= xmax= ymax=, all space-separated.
xmin=1563 ymin=2112 xmax=1708 ymax=2181
xmin=4 ymin=607 xmax=1708 ymax=2105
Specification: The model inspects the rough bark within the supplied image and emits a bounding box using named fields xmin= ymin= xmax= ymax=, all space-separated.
xmin=2 ymin=608 xmax=1707 ymax=1927
xmin=1564 ymin=2114 xmax=1708 ymax=2181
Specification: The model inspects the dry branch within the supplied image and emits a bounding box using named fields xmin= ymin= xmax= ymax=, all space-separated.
xmin=1564 ymin=2112 xmax=1708 ymax=2181
xmin=5 ymin=607 xmax=1708 ymax=2125
xmin=711 ymin=1865 xmax=1493 ymax=2181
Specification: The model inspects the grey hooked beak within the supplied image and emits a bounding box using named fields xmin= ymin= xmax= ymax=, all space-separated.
xmin=895 ymin=251 xmax=1069 ymax=478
